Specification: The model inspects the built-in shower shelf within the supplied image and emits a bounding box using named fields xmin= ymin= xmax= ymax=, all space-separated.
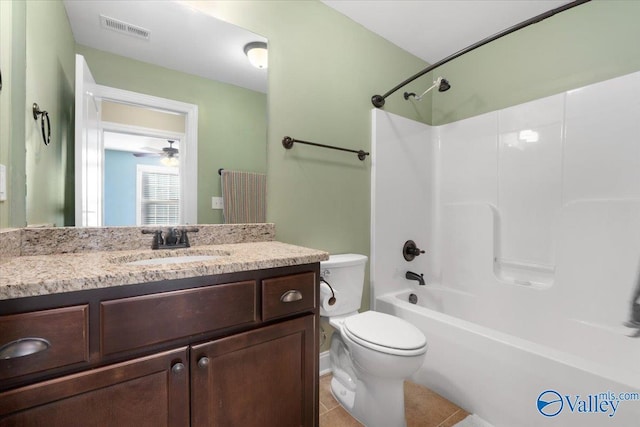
xmin=494 ymin=257 xmax=555 ymax=288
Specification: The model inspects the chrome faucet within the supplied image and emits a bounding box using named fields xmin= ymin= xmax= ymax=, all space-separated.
xmin=405 ymin=271 xmax=426 ymax=286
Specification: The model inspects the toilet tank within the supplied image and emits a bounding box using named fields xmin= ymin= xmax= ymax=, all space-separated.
xmin=320 ymin=254 xmax=368 ymax=316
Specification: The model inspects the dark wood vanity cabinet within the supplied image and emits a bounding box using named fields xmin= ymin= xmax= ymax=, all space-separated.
xmin=0 ymin=347 xmax=190 ymax=427
xmin=191 ymin=315 xmax=315 ymax=427
xmin=0 ymin=264 xmax=319 ymax=427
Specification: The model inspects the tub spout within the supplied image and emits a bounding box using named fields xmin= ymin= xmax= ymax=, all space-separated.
xmin=406 ymin=271 xmax=426 ymax=286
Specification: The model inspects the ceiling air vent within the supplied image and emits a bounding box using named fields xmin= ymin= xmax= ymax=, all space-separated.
xmin=100 ymin=14 xmax=150 ymax=40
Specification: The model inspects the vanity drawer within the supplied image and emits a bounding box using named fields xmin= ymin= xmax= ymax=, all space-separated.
xmin=101 ymin=281 xmax=258 ymax=356
xmin=0 ymin=305 xmax=89 ymax=381
xmin=262 ymin=272 xmax=316 ymax=321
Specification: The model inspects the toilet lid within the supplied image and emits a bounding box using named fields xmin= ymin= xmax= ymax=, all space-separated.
xmin=343 ymin=311 xmax=427 ymax=351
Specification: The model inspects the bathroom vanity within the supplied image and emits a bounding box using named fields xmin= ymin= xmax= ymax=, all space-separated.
xmin=0 ymin=224 xmax=328 ymax=426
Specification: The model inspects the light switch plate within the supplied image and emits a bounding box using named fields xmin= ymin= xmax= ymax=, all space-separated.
xmin=0 ymin=164 xmax=6 ymax=202
xmin=211 ymin=196 xmax=223 ymax=210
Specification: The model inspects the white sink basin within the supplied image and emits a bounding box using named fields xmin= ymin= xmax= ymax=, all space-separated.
xmin=125 ymin=255 xmax=223 ymax=266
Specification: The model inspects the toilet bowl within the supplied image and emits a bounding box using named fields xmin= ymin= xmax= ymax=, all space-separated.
xmin=321 ymin=254 xmax=427 ymax=427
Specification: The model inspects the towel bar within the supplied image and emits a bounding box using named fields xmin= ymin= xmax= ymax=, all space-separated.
xmin=282 ymin=136 xmax=369 ymax=161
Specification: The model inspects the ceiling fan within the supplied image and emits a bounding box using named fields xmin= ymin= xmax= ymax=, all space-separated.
xmin=133 ymin=140 xmax=179 ymax=158
xmin=133 ymin=140 xmax=180 ymax=167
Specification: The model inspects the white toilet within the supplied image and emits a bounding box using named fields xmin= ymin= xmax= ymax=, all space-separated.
xmin=320 ymin=254 xmax=427 ymax=427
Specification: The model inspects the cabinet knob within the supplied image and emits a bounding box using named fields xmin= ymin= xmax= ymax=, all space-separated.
xmin=198 ymin=356 xmax=210 ymax=369
xmin=171 ymin=362 xmax=185 ymax=375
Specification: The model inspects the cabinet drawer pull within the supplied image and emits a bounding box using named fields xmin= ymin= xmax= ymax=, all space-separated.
xmin=198 ymin=356 xmax=210 ymax=369
xmin=280 ymin=290 xmax=303 ymax=303
xmin=171 ymin=362 xmax=185 ymax=375
xmin=0 ymin=338 xmax=51 ymax=359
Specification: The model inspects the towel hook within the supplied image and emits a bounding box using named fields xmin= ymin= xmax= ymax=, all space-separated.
xmin=32 ymin=103 xmax=51 ymax=146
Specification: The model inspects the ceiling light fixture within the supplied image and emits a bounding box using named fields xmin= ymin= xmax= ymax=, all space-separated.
xmin=244 ymin=41 xmax=268 ymax=69
xmin=161 ymin=155 xmax=179 ymax=167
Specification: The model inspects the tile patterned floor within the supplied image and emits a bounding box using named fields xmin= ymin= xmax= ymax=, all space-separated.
xmin=319 ymin=374 xmax=469 ymax=427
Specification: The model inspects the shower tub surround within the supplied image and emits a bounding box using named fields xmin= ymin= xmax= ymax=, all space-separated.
xmin=371 ymin=71 xmax=640 ymax=426
xmin=0 ymin=223 xmax=328 ymax=299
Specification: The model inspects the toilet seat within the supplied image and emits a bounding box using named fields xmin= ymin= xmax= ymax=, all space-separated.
xmin=342 ymin=311 xmax=427 ymax=357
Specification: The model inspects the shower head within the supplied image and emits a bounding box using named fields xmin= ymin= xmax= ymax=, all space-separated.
xmin=438 ymin=78 xmax=451 ymax=92
xmin=404 ymin=76 xmax=451 ymax=101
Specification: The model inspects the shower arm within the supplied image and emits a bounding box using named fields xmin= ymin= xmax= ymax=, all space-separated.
xmin=370 ymin=0 xmax=591 ymax=108
xmin=405 ymin=78 xmax=441 ymax=101
xmin=416 ymin=79 xmax=439 ymax=99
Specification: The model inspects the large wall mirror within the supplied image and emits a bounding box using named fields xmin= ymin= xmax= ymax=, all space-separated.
xmin=29 ymin=0 xmax=268 ymax=227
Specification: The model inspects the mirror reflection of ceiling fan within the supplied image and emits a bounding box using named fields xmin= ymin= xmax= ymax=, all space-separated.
xmin=133 ymin=140 xmax=180 ymax=166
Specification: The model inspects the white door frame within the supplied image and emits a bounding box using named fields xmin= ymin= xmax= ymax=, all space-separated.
xmin=75 ymin=54 xmax=102 ymax=227
xmin=94 ymin=85 xmax=198 ymax=225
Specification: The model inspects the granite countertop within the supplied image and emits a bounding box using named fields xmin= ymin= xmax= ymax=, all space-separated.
xmin=0 ymin=224 xmax=329 ymax=300
xmin=0 ymin=241 xmax=329 ymax=300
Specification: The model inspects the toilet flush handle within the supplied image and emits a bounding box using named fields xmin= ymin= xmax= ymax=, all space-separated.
xmin=320 ymin=277 xmax=336 ymax=306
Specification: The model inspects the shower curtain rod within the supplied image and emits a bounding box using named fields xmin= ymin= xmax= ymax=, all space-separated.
xmin=371 ymin=0 xmax=591 ymax=108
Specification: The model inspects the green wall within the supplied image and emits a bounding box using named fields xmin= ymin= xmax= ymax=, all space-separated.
xmin=0 ymin=0 xmax=26 ymax=228
xmin=432 ymin=0 xmax=640 ymax=125
xmin=25 ymin=0 xmax=75 ymax=226
xmin=187 ymin=0 xmax=640 ymax=350
xmin=207 ymin=0 xmax=431 ymax=251
xmin=76 ymin=45 xmax=268 ymax=225
xmin=192 ymin=1 xmax=433 ymax=321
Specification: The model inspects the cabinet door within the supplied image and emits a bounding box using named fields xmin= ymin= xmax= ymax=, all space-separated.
xmin=0 ymin=347 xmax=189 ymax=427
xmin=191 ymin=315 xmax=316 ymax=427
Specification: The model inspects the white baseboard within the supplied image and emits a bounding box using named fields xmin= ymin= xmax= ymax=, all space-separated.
xmin=319 ymin=350 xmax=332 ymax=376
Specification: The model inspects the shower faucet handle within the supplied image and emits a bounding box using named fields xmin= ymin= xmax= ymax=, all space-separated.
xmin=403 ymin=240 xmax=425 ymax=261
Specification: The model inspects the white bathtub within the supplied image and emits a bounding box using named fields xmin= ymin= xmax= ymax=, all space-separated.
xmin=376 ymin=287 xmax=640 ymax=427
